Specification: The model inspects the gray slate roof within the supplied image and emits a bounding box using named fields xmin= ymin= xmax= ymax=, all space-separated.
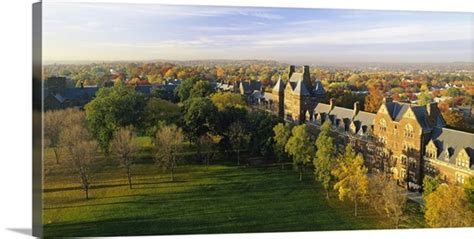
xmin=430 ymin=127 xmax=474 ymax=168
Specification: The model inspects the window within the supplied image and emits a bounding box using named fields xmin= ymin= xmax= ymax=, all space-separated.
xmin=426 ymin=148 xmax=437 ymax=159
xmin=379 ymin=119 xmax=387 ymax=132
xmin=456 ymin=173 xmax=466 ymax=184
xmin=457 ymin=157 xmax=469 ymax=168
xmin=404 ymin=124 xmax=414 ymax=138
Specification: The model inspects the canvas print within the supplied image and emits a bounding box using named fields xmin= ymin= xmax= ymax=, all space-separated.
xmin=33 ymin=2 xmax=474 ymax=237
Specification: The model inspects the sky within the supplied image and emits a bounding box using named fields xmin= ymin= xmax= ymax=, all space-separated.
xmin=43 ymin=3 xmax=474 ymax=63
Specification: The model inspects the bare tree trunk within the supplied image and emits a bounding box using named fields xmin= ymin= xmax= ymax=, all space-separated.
xmin=326 ymin=188 xmax=329 ymax=199
xmin=299 ymin=167 xmax=303 ymax=181
xmin=237 ymin=149 xmax=240 ymax=166
xmin=85 ymin=188 xmax=89 ymax=200
xmin=354 ymin=199 xmax=358 ymax=216
xmin=171 ymin=162 xmax=175 ymax=182
xmin=127 ymin=166 xmax=132 ymax=189
xmin=53 ymin=148 xmax=60 ymax=164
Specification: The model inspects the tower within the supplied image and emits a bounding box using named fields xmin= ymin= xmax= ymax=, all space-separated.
xmin=272 ymin=76 xmax=285 ymax=118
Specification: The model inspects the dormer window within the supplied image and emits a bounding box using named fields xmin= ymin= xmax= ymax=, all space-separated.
xmin=456 ymin=150 xmax=470 ymax=168
xmin=445 ymin=150 xmax=450 ymax=162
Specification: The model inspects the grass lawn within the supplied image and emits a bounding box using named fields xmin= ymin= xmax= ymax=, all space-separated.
xmin=42 ymin=142 xmax=425 ymax=237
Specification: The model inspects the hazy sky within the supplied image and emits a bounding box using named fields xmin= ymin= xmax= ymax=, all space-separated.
xmin=43 ymin=3 xmax=474 ymax=63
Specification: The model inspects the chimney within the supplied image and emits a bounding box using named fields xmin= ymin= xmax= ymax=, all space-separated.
xmin=329 ymin=98 xmax=335 ymax=110
xmin=288 ymin=65 xmax=295 ymax=79
xmin=353 ymin=101 xmax=360 ymax=117
xmin=383 ymin=96 xmax=392 ymax=103
xmin=303 ymin=65 xmax=311 ymax=84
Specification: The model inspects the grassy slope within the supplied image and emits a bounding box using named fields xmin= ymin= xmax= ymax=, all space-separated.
xmin=42 ymin=138 xmax=425 ymax=237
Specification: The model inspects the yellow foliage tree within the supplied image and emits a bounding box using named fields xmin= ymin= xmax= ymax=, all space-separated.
xmin=425 ymin=184 xmax=474 ymax=228
xmin=332 ymin=144 xmax=369 ymax=216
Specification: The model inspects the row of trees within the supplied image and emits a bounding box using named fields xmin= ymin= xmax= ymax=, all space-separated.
xmin=274 ymin=121 xmax=372 ymax=217
xmin=273 ymin=120 xmax=473 ymax=228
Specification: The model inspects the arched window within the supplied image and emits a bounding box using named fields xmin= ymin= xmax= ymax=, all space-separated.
xmin=404 ymin=124 xmax=414 ymax=138
xmin=379 ymin=119 xmax=387 ymax=132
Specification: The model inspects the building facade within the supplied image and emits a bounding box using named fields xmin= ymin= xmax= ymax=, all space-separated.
xmin=306 ymin=97 xmax=473 ymax=190
xmin=272 ymin=65 xmax=326 ymax=122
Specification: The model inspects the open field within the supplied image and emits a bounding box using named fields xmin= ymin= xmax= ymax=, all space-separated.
xmin=42 ymin=139 xmax=425 ymax=237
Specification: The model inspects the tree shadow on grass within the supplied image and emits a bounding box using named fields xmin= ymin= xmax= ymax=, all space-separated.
xmin=44 ymin=183 xmax=133 ymax=193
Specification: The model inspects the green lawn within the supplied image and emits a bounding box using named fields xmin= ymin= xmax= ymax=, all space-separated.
xmin=42 ymin=143 xmax=425 ymax=237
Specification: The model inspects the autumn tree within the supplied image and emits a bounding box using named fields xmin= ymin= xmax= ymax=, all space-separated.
xmin=369 ymin=173 xmax=407 ymax=228
xmin=60 ymin=125 xmax=98 ymax=200
xmin=417 ymin=92 xmax=432 ymax=106
xmin=210 ymin=92 xmax=246 ymax=111
xmin=464 ymin=177 xmax=474 ymax=211
xmin=154 ymin=124 xmax=184 ymax=182
xmin=314 ymin=120 xmax=336 ymax=199
xmin=425 ymin=184 xmax=473 ymax=227
xmin=227 ymin=122 xmax=251 ymax=166
xmin=111 ymin=126 xmax=138 ymax=189
xmin=285 ymin=124 xmax=315 ymax=181
xmin=332 ymin=144 xmax=369 ymax=216
xmin=442 ymin=109 xmax=469 ymax=131
xmin=272 ymin=123 xmax=291 ymax=169
xmin=364 ymin=86 xmax=384 ymax=113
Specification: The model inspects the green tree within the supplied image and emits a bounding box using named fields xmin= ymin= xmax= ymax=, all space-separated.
xmin=227 ymin=122 xmax=251 ymax=166
xmin=314 ymin=120 xmax=336 ymax=199
xmin=175 ymin=77 xmax=199 ymax=102
xmin=446 ymin=87 xmax=461 ymax=97
xmin=154 ymin=124 xmax=184 ymax=182
xmin=189 ymin=80 xmax=215 ymax=99
xmin=422 ymin=175 xmax=440 ymax=200
xmin=273 ymin=123 xmax=291 ymax=169
xmin=285 ymin=124 xmax=315 ymax=181
xmin=183 ymin=97 xmax=218 ymax=142
xmin=85 ymin=86 xmax=145 ymax=154
xmin=142 ymin=97 xmax=181 ymax=136
xmin=332 ymin=144 xmax=369 ymax=216
xmin=425 ymin=184 xmax=473 ymax=227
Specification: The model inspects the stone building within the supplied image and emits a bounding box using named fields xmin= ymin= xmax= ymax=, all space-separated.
xmin=308 ymin=97 xmax=473 ymax=189
xmin=272 ymin=65 xmax=326 ymax=122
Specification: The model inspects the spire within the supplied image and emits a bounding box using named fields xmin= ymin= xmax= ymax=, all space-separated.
xmin=293 ymin=79 xmax=310 ymax=96
xmin=272 ymin=75 xmax=285 ymax=93
xmin=313 ymin=79 xmax=326 ymax=95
